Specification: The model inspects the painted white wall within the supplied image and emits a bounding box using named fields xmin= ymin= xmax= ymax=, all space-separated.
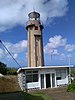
xmin=39 ymin=68 xmax=55 ymax=74
xmin=27 ymin=82 xmax=39 ymax=89
xmin=56 ymin=77 xmax=68 ymax=85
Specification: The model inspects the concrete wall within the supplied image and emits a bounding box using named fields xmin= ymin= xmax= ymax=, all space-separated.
xmin=56 ymin=77 xmax=68 ymax=85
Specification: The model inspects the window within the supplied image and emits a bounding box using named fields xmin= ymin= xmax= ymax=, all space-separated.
xmin=33 ymin=74 xmax=38 ymax=82
xmin=56 ymin=77 xmax=61 ymax=80
xmin=26 ymin=75 xmax=32 ymax=83
xmin=26 ymin=70 xmax=38 ymax=83
xmin=33 ymin=70 xmax=38 ymax=73
xmin=56 ymin=69 xmax=66 ymax=80
xmin=35 ymin=26 xmax=38 ymax=30
xmin=26 ymin=71 xmax=32 ymax=74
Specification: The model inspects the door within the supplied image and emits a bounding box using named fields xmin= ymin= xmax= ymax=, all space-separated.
xmin=41 ymin=74 xmax=44 ymax=89
xmin=46 ymin=74 xmax=51 ymax=88
xmin=52 ymin=73 xmax=55 ymax=87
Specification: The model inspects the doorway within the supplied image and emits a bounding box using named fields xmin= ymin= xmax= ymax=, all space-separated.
xmin=52 ymin=73 xmax=55 ymax=87
xmin=41 ymin=74 xmax=44 ymax=89
xmin=46 ymin=74 xmax=51 ymax=88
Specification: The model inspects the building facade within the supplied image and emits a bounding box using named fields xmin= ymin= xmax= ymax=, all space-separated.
xmin=26 ymin=11 xmax=44 ymax=67
xmin=17 ymin=66 xmax=70 ymax=91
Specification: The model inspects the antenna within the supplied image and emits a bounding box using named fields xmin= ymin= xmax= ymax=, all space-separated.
xmin=50 ymin=49 xmax=54 ymax=60
xmin=68 ymin=55 xmax=72 ymax=84
xmin=0 ymin=40 xmax=21 ymax=68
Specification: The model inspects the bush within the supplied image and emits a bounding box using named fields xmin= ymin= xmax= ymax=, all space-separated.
xmin=0 ymin=61 xmax=17 ymax=75
xmin=7 ymin=68 xmax=17 ymax=75
xmin=0 ymin=62 xmax=7 ymax=75
xmin=67 ymin=80 xmax=75 ymax=92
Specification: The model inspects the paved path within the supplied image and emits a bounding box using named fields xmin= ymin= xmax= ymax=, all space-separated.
xmin=31 ymin=87 xmax=75 ymax=100
xmin=42 ymin=87 xmax=75 ymax=100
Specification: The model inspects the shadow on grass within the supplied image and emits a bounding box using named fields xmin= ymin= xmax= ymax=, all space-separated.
xmin=0 ymin=91 xmax=51 ymax=100
xmin=24 ymin=92 xmax=44 ymax=100
xmin=0 ymin=91 xmax=24 ymax=100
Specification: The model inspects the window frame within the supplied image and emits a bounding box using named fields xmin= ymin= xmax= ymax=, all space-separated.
xmin=26 ymin=70 xmax=38 ymax=83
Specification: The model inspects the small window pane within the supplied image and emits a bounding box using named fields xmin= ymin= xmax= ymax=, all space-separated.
xmin=33 ymin=74 xmax=38 ymax=82
xmin=33 ymin=70 xmax=38 ymax=73
xmin=35 ymin=26 xmax=38 ymax=30
xmin=56 ymin=77 xmax=61 ymax=80
xmin=26 ymin=75 xmax=32 ymax=83
xmin=26 ymin=71 xmax=32 ymax=74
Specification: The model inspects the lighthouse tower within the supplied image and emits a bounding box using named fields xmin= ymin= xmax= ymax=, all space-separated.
xmin=26 ymin=11 xmax=44 ymax=67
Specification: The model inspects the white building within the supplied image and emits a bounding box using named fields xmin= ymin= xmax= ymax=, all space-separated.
xmin=17 ymin=66 xmax=70 ymax=91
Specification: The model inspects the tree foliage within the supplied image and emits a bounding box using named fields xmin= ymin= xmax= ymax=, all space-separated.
xmin=67 ymin=80 xmax=75 ymax=92
xmin=71 ymin=67 xmax=75 ymax=77
xmin=0 ymin=61 xmax=17 ymax=75
xmin=0 ymin=61 xmax=7 ymax=75
xmin=7 ymin=68 xmax=17 ymax=75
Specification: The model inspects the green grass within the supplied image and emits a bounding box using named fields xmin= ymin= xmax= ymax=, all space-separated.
xmin=0 ymin=91 xmax=52 ymax=100
xmin=0 ymin=92 xmax=24 ymax=100
xmin=23 ymin=92 xmax=52 ymax=100
xmin=67 ymin=80 xmax=75 ymax=93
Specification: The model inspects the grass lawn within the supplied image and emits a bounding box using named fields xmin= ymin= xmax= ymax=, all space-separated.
xmin=0 ymin=92 xmax=24 ymax=100
xmin=24 ymin=92 xmax=52 ymax=100
xmin=0 ymin=91 xmax=52 ymax=100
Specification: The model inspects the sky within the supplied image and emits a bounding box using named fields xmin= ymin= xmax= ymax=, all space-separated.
xmin=0 ymin=0 xmax=75 ymax=68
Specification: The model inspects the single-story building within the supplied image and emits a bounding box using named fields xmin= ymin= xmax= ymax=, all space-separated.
xmin=17 ymin=66 xmax=71 ymax=91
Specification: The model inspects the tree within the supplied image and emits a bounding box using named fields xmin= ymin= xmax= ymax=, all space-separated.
xmin=71 ymin=67 xmax=75 ymax=77
xmin=0 ymin=61 xmax=7 ymax=75
xmin=7 ymin=68 xmax=17 ymax=75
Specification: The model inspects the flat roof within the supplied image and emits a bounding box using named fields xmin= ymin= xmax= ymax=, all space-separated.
xmin=17 ymin=65 xmax=71 ymax=73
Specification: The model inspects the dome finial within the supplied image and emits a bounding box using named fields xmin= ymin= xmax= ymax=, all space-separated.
xmin=33 ymin=7 xmax=35 ymax=12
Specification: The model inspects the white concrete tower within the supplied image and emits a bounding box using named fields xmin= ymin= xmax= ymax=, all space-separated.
xmin=26 ymin=11 xmax=44 ymax=67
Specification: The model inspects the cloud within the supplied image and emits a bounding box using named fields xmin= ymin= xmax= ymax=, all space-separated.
xmin=0 ymin=40 xmax=27 ymax=60
xmin=7 ymin=53 xmax=18 ymax=60
xmin=65 ymin=44 xmax=75 ymax=52
xmin=60 ymin=53 xmax=66 ymax=60
xmin=4 ymin=40 xmax=27 ymax=54
xmin=44 ymin=35 xmax=67 ymax=55
xmin=0 ymin=48 xmax=4 ymax=59
xmin=49 ymin=35 xmax=67 ymax=48
xmin=44 ymin=35 xmax=75 ymax=63
xmin=0 ymin=0 xmax=68 ymax=31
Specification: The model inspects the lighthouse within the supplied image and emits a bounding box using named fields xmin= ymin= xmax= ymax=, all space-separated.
xmin=26 ymin=11 xmax=44 ymax=67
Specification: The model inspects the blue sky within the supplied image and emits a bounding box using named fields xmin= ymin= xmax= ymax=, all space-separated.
xmin=0 ymin=0 xmax=75 ymax=68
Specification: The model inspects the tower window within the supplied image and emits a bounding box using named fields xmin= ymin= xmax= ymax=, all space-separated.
xmin=35 ymin=26 xmax=38 ymax=30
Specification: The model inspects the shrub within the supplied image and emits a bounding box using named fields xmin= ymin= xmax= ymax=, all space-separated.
xmin=7 ymin=68 xmax=17 ymax=75
xmin=67 ymin=80 xmax=75 ymax=92
xmin=0 ymin=62 xmax=7 ymax=75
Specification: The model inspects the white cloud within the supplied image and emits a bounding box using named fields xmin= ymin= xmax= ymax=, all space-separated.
xmin=5 ymin=40 xmax=27 ymax=54
xmin=44 ymin=35 xmax=67 ymax=55
xmin=0 ymin=48 xmax=4 ymax=59
xmin=13 ymin=53 xmax=18 ymax=59
xmin=0 ymin=0 xmax=68 ymax=31
xmin=0 ymin=40 xmax=27 ymax=60
xmin=53 ymin=49 xmax=59 ymax=55
xmin=67 ymin=54 xmax=72 ymax=58
xmin=44 ymin=35 xmax=75 ymax=62
xmin=65 ymin=44 xmax=75 ymax=52
xmin=60 ymin=53 xmax=66 ymax=60
xmin=49 ymin=35 xmax=67 ymax=48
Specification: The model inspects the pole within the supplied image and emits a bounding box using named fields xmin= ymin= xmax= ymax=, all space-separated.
xmin=68 ymin=57 xmax=71 ymax=84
